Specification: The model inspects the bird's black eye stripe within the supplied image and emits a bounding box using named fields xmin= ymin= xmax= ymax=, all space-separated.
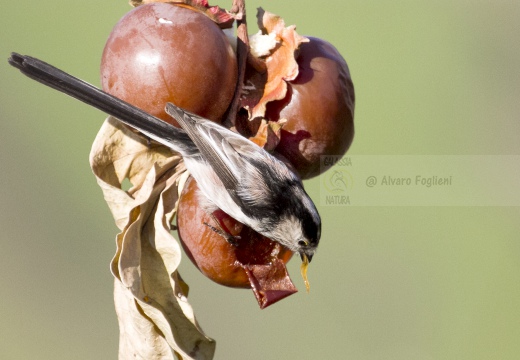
xmin=301 ymin=214 xmax=320 ymax=244
xmin=298 ymin=240 xmax=307 ymax=246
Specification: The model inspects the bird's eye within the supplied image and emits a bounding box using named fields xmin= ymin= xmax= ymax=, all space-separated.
xmin=298 ymin=240 xmax=308 ymax=247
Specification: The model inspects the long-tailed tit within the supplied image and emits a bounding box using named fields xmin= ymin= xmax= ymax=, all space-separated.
xmin=8 ymin=53 xmax=321 ymax=269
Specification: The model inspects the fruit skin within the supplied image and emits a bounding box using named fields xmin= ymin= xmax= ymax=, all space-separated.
xmin=267 ymin=36 xmax=355 ymax=179
xmin=177 ymin=177 xmax=293 ymax=288
xmin=101 ymin=3 xmax=237 ymax=126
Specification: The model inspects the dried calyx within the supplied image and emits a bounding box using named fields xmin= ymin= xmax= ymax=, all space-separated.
xmin=130 ymin=0 xmax=236 ymax=28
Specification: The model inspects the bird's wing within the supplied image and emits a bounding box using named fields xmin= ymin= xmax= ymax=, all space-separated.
xmin=165 ymin=103 xmax=304 ymax=217
xmin=165 ymin=103 xmax=251 ymax=192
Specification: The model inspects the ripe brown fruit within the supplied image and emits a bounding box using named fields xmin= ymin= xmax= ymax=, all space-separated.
xmin=267 ymin=36 xmax=355 ymax=179
xmin=100 ymin=2 xmax=237 ymax=126
xmin=177 ymin=177 xmax=294 ymax=287
xmin=177 ymin=177 xmax=298 ymax=308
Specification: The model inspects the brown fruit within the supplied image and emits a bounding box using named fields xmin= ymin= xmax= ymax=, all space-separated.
xmin=177 ymin=177 xmax=297 ymax=308
xmin=267 ymin=36 xmax=355 ymax=179
xmin=177 ymin=176 xmax=293 ymax=287
xmin=100 ymin=2 xmax=237 ymax=126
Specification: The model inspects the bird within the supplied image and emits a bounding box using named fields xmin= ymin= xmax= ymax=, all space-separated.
xmin=8 ymin=53 xmax=321 ymax=286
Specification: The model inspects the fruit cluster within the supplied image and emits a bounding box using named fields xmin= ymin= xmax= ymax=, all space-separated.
xmin=100 ymin=1 xmax=354 ymax=308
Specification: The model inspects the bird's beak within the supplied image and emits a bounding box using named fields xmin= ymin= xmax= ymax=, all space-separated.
xmin=300 ymin=253 xmax=311 ymax=293
xmin=300 ymin=252 xmax=313 ymax=263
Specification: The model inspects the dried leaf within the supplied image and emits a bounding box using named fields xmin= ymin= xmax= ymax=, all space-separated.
xmin=90 ymin=117 xmax=215 ymax=360
xmin=245 ymin=8 xmax=308 ymax=120
xmin=114 ymin=280 xmax=173 ymax=359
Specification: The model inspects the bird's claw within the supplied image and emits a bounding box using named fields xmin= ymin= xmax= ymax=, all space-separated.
xmin=203 ymin=221 xmax=240 ymax=246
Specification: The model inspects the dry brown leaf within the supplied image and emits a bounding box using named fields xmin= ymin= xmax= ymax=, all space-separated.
xmin=90 ymin=117 xmax=215 ymax=360
xmin=245 ymin=8 xmax=308 ymax=120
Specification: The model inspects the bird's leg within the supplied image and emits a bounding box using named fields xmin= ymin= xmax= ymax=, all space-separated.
xmin=204 ymin=213 xmax=241 ymax=246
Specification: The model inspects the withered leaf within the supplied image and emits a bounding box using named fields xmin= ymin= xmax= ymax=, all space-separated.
xmin=90 ymin=117 xmax=215 ymax=360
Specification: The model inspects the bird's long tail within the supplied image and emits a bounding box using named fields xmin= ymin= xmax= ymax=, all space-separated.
xmin=8 ymin=52 xmax=194 ymax=154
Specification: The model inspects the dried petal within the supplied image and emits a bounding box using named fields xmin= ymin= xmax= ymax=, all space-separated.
xmin=243 ymin=259 xmax=298 ymax=309
xmin=240 ymin=66 xmax=267 ymax=119
xmin=90 ymin=117 xmax=215 ymax=360
xmin=249 ymin=31 xmax=277 ymax=58
xmin=248 ymin=118 xmax=286 ymax=151
xmin=245 ymin=8 xmax=308 ymax=120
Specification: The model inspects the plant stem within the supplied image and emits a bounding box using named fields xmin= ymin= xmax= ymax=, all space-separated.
xmin=224 ymin=0 xmax=248 ymax=128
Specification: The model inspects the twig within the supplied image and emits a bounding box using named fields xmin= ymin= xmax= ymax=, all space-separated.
xmin=224 ymin=0 xmax=249 ymax=128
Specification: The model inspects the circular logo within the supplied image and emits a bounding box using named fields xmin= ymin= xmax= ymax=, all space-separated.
xmin=323 ymin=169 xmax=353 ymax=194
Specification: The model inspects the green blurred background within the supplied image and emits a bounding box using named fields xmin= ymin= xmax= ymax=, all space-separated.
xmin=1 ymin=1 xmax=519 ymax=359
